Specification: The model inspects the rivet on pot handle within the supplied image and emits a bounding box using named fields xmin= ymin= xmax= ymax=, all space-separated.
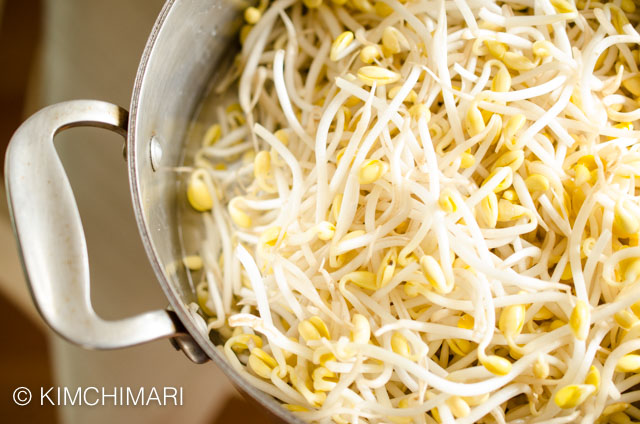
xmin=5 ymin=100 xmax=182 ymax=349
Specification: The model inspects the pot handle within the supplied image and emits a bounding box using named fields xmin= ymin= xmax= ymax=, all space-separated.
xmin=5 ymin=100 xmax=182 ymax=349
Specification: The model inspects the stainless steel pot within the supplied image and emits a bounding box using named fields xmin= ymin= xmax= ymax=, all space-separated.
xmin=5 ymin=1 xmax=301 ymax=422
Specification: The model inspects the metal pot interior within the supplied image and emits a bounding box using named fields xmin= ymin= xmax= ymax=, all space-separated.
xmin=128 ymin=0 xmax=302 ymax=422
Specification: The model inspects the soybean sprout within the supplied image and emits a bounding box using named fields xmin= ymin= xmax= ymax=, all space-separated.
xmin=183 ymin=0 xmax=640 ymax=422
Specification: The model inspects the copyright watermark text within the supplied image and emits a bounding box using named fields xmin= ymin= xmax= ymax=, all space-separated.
xmin=12 ymin=386 xmax=183 ymax=406
xmin=13 ymin=387 xmax=32 ymax=406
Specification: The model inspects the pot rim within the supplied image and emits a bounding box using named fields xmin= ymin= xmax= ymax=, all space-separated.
xmin=125 ymin=2 xmax=304 ymax=423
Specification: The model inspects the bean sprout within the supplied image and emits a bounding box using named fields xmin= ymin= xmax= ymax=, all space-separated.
xmin=182 ymin=0 xmax=640 ymax=422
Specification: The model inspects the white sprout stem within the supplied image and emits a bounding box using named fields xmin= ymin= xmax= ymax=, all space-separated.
xmin=205 ymin=271 xmax=226 ymax=328
xmin=236 ymin=245 xmax=274 ymax=326
xmin=488 ymin=75 xmax=567 ymax=103
xmin=254 ymin=123 xmax=304 ymax=229
xmin=315 ymin=91 xmax=350 ymax=222
xmin=434 ymin=3 xmax=465 ymax=147
xmin=457 ymin=384 xmax=530 ymax=424
xmin=272 ymin=50 xmax=314 ymax=149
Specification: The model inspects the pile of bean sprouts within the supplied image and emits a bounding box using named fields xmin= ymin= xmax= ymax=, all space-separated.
xmin=182 ymin=0 xmax=640 ymax=422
